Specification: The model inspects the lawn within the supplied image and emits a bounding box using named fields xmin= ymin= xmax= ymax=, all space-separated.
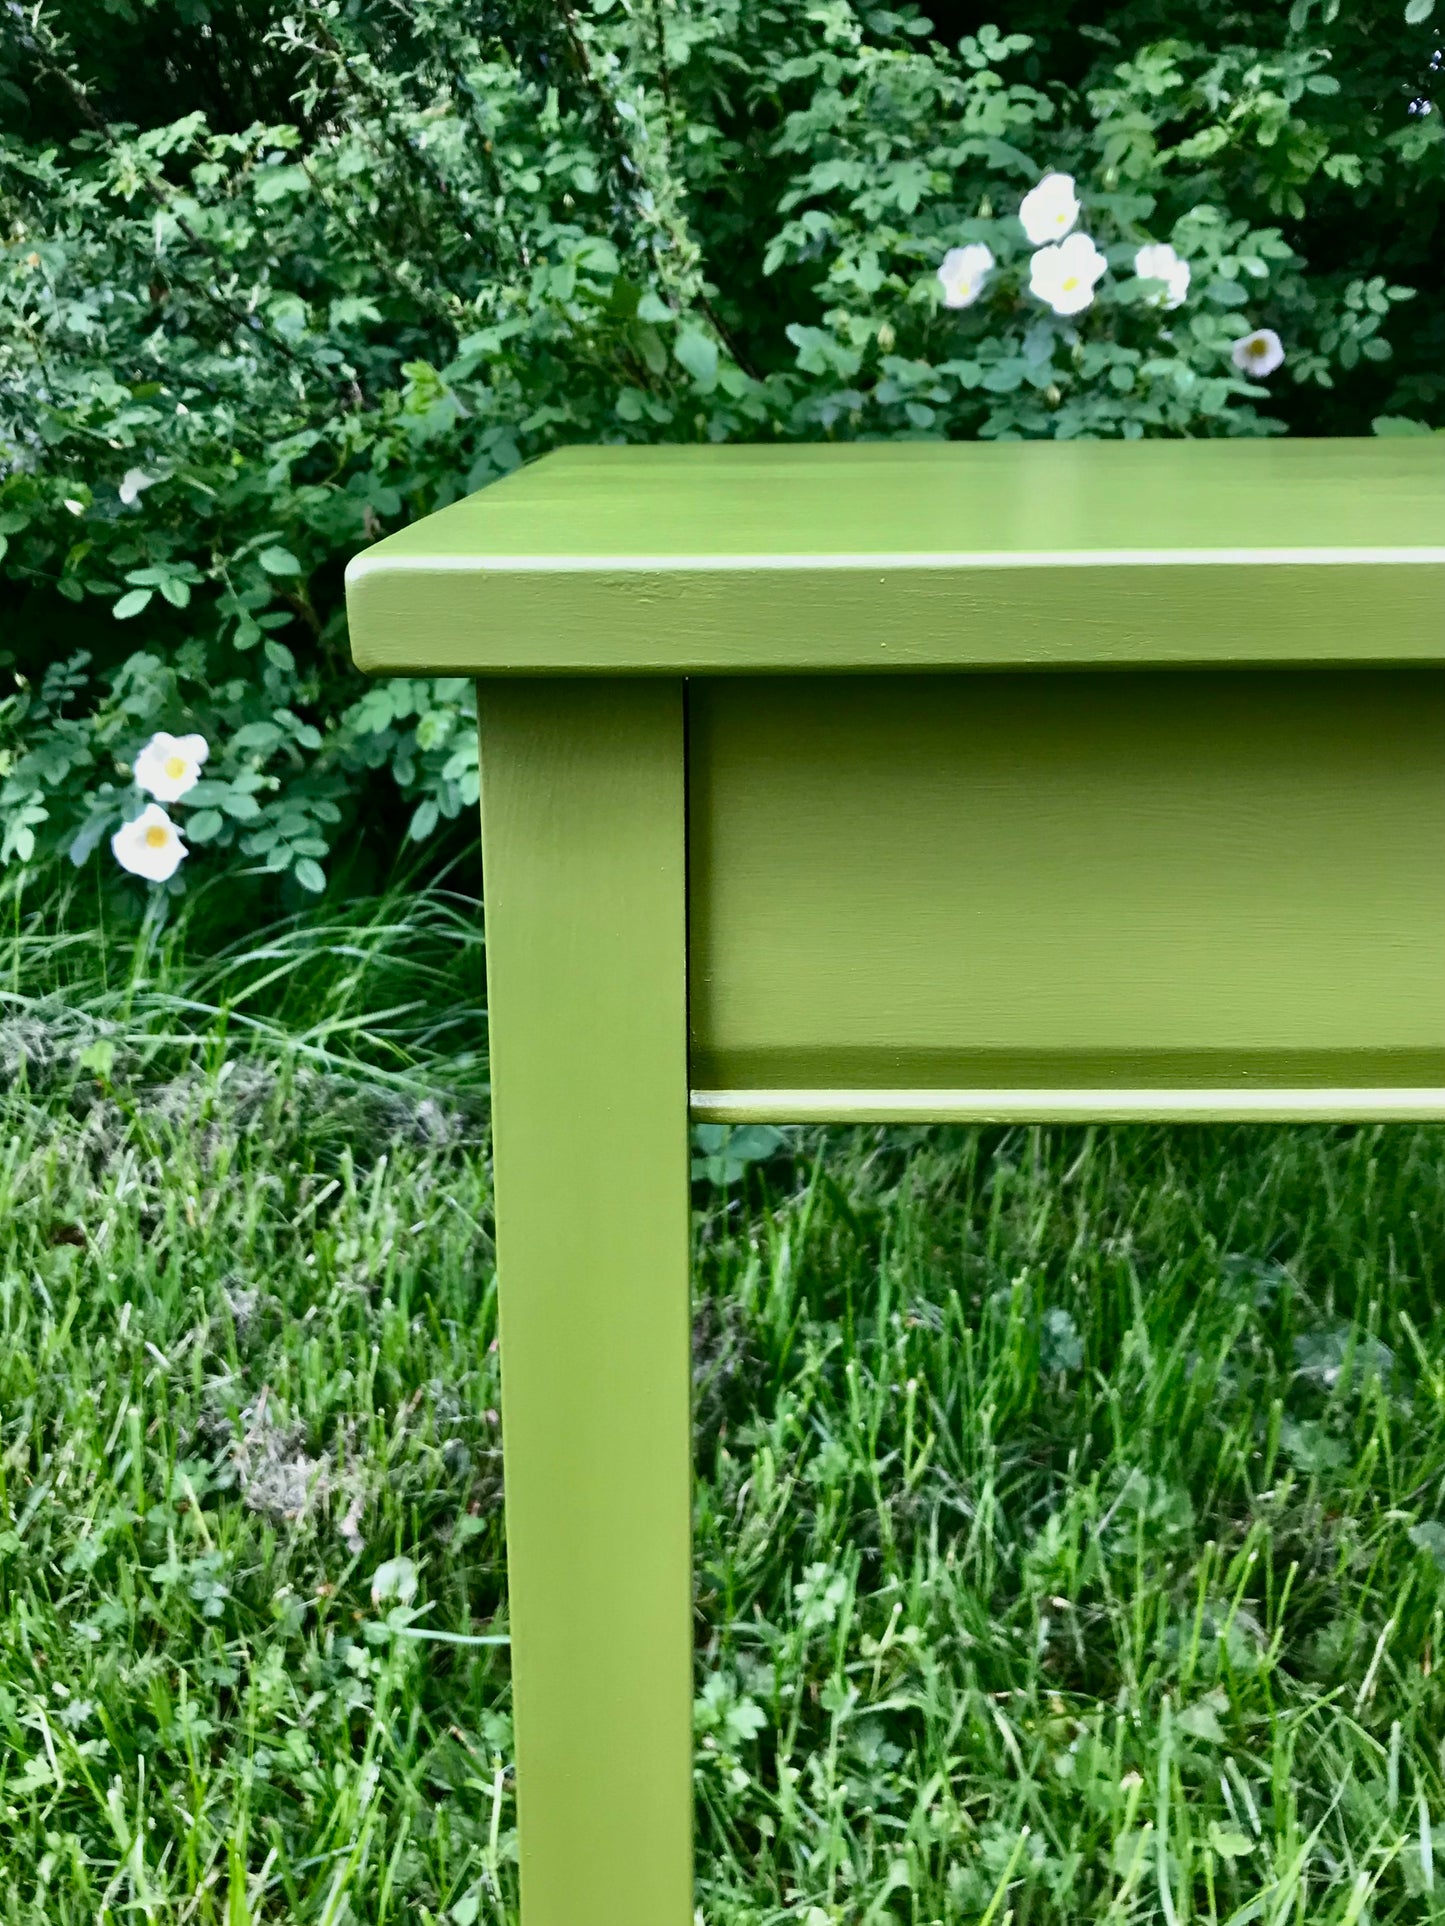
xmin=1 ymin=879 xmax=1444 ymax=1924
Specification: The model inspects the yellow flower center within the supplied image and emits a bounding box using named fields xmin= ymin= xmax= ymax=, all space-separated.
xmin=1061 ymin=276 xmax=1079 ymax=292
xmin=164 ymin=756 xmax=188 ymax=780
xmin=145 ymin=825 xmax=170 ymax=849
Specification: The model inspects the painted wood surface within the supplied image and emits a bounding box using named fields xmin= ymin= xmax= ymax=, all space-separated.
xmin=689 ymin=1088 xmax=1445 ymax=1122
xmin=477 ymin=681 xmax=693 ymax=1926
xmin=687 ymin=671 xmax=1445 ymax=1104
xmin=345 ymin=443 xmax=1445 ymax=1926
xmin=345 ymin=440 xmax=1445 ymax=674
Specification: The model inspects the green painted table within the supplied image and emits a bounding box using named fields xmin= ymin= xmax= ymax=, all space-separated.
xmin=346 ymin=438 xmax=1445 ymax=1924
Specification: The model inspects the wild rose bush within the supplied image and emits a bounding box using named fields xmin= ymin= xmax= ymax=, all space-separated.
xmin=1 ymin=0 xmax=1441 ymax=898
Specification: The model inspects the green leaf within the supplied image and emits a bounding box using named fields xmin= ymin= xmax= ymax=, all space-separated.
xmin=1409 ymin=1521 xmax=1445 ymax=1569
xmin=79 ymin=1037 xmax=116 ymax=1081
xmin=258 ymin=546 xmax=302 ymax=577
xmin=254 ymin=163 xmax=311 ymax=202
xmin=351 ymin=688 xmax=395 ymax=734
xmin=294 ymin=857 xmax=326 ymax=893
xmin=231 ymin=721 xmax=284 ymax=753
xmin=1280 ymin=1418 xmax=1348 ymax=1474
xmin=113 ymin=588 xmax=154 ymax=620
xmin=408 ymin=798 xmax=439 ymax=843
xmin=636 ymin=291 xmax=674 ymax=324
xmin=690 ymin=1122 xmax=789 ymax=1186
xmin=1207 ymin=1824 xmax=1254 ymax=1861
xmin=674 ymin=326 xmax=719 ymax=390
xmin=185 ymin=809 xmax=224 ymax=843
xmin=370 ymin=1556 xmax=418 ymax=1605
xmin=1041 ymin=1306 xmax=1084 ymax=1372
xmin=1177 ymin=1697 xmax=1227 ymax=1744
xmin=414 ymin=710 xmax=453 ymax=752
xmin=328 ymin=295 xmax=382 ymax=329
xmin=221 ymin=791 xmax=263 ymax=822
xmin=1406 ymin=0 xmax=1435 ymax=23
xmin=68 ymin=813 xmax=112 ymax=867
xmin=185 ymin=779 xmax=228 ymax=807
xmin=1372 ymin=414 xmax=1432 ymax=436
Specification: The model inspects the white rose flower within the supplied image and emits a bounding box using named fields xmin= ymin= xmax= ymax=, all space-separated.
xmin=1029 ymin=232 xmax=1108 ymax=317
xmin=1019 ymin=172 xmax=1080 ymax=246
xmin=937 ymin=242 xmax=996 ymax=310
xmin=1133 ymin=242 xmax=1191 ymax=310
xmin=112 ymin=804 xmax=188 ymax=883
xmin=1231 ymin=328 xmax=1286 ymax=378
xmin=133 ymin=730 xmax=209 ymax=803
xmin=118 ymin=468 xmax=154 ymax=506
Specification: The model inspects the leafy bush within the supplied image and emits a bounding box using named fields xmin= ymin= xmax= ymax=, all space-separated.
xmin=1 ymin=0 xmax=1441 ymax=897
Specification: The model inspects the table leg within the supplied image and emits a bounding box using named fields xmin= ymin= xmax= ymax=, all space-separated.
xmin=477 ymin=679 xmax=693 ymax=1926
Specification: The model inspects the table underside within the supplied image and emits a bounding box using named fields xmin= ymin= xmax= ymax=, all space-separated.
xmin=685 ymin=668 xmax=1445 ymax=1122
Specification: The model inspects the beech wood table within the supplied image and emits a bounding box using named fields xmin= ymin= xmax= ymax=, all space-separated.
xmin=346 ymin=437 xmax=1445 ymax=1926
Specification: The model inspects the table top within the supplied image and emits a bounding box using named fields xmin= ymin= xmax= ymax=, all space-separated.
xmin=345 ymin=439 xmax=1445 ymax=674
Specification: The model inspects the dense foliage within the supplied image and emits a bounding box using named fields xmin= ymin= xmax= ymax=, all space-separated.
xmin=1 ymin=0 xmax=1442 ymax=896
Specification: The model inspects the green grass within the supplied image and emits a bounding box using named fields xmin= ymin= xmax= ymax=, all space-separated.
xmin=2 ymin=881 xmax=1445 ymax=1922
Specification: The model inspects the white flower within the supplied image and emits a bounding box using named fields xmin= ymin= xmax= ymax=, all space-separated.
xmin=1231 ymin=328 xmax=1286 ymax=378
xmin=1134 ymin=242 xmax=1191 ymax=310
xmin=118 ymin=468 xmax=155 ymax=506
xmin=1019 ymin=172 xmax=1080 ymax=246
xmin=133 ymin=730 xmax=209 ymax=803
xmin=1029 ymin=233 xmax=1108 ymax=317
xmin=937 ymin=242 xmax=995 ymax=309
xmin=112 ymin=804 xmax=188 ymax=883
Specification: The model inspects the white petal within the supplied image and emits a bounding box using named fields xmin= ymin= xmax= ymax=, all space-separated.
xmin=938 ymin=242 xmax=994 ymax=310
xmin=1135 ymin=243 xmax=1190 ymax=310
xmin=1019 ymin=172 xmax=1080 ymax=246
xmin=112 ymin=805 xmax=187 ymax=883
xmin=1029 ymin=234 xmax=1108 ymax=316
xmin=134 ymin=730 xmax=205 ymax=802
xmin=1231 ymin=328 xmax=1285 ymax=376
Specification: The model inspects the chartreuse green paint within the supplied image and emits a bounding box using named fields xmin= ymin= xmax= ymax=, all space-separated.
xmin=346 ymin=438 xmax=1445 ymax=676
xmin=477 ymin=682 xmax=693 ymax=1926
xmin=346 ymin=438 xmax=1445 ymax=1925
